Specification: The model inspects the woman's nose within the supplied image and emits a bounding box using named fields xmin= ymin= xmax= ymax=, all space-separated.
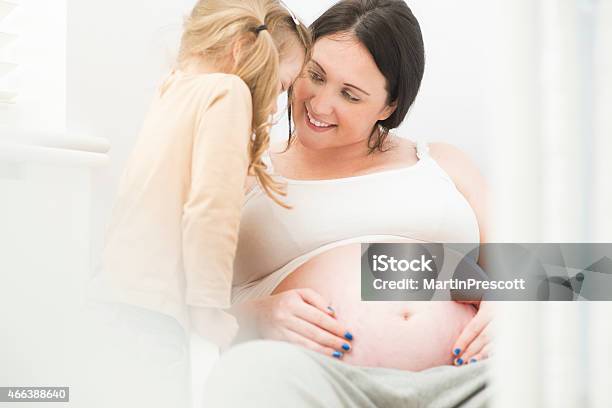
xmin=309 ymin=87 xmax=334 ymax=117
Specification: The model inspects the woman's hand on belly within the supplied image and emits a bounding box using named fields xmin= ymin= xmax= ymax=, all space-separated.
xmin=450 ymin=300 xmax=495 ymax=365
xmin=272 ymin=244 xmax=478 ymax=371
xmin=245 ymin=288 xmax=354 ymax=359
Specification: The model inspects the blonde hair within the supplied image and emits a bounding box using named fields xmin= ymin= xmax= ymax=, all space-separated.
xmin=178 ymin=0 xmax=311 ymax=207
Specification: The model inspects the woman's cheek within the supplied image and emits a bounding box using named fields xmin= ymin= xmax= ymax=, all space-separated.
xmin=292 ymin=77 xmax=313 ymax=103
xmin=335 ymin=107 xmax=369 ymax=143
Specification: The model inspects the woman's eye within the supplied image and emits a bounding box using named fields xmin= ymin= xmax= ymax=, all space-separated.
xmin=309 ymin=71 xmax=324 ymax=83
xmin=342 ymin=90 xmax=360 ymax=102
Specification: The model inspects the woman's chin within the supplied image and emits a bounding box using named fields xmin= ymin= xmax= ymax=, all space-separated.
xmin=294 ymin=129 xmax=341 ymax=151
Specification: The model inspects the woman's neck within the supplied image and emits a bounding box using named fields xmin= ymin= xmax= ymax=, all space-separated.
xmin=274 ymin=135 xmax=388 ymax=179
xmin=291 ymin=136 xmax=374 ymax=165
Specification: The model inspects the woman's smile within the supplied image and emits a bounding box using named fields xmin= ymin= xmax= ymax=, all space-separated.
xmin=304 ymin=103 xmax=337 ymax=133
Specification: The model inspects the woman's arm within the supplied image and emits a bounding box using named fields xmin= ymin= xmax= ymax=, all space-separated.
xmin=428 ymin=142 xmax=491 ymax=246
xmin=429 ymin=142 xmax=494 ymax=365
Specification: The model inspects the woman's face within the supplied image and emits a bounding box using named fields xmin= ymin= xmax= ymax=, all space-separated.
xmin=291 ymin=34 xmax=396 ymax=150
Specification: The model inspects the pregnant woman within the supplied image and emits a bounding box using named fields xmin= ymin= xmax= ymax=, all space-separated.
xmin=204 ymin=1 xmax=491 ymax=406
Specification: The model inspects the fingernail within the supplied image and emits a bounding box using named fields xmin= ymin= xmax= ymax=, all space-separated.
xmin=470 ymin=358 xmax=477 ymax=364
xmin=344 ymin=331 xmax=353 ymax=340
xmin=327 ymin=306 xmax=335 ymax=314
xmin=342 ymin=343 xmax=350 ymax=351
xmin=453 ymin=348 xmax=461 ymax=356
xmin=332 ymin=351 xmax=343 ymax=358
xmin=456 ymin=358 xmax=464 ymax=366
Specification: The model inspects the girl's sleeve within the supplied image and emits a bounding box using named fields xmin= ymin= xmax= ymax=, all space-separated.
xmin=182 ymin=75 xmax=253 ymax=309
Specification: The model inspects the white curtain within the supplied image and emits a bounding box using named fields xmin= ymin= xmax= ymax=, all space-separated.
xmin=487 ymin=1 xmax=612 ymax=407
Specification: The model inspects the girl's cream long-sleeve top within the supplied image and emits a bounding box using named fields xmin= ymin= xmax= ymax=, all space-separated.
xmin=88 ymin=71 xmax=252 ymax=336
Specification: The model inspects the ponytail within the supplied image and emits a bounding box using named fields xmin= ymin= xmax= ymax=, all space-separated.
xmin=178 ymin=0 xmax=311 ymax=207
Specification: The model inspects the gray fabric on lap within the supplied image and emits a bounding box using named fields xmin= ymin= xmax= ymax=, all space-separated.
xmin=202 ymin=340 xmax=490 ymax=408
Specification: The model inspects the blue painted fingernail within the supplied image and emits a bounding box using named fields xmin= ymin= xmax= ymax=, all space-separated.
xmin=470 ymin=358 xmax=477 ymax=364
xmin=327 ymin=306 xmax=335 ymax=314
xmin=344 ymin=331 xmax=353 ymax=340
xmin=453 ymin=348 xmax=461 ymax=356
xmin=342 ymin=343 xmax=350 ymax=351
xmin=456 ymin=358 xmax=464 ymax=365
xmin=332 ymin=351 xmax=343 ymax=358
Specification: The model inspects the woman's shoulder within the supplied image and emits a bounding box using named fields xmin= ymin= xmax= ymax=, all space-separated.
xmin=387 ymin=135 xmax=417 ymax=150
xmin=427 ymin=142 xmax=471 ymax=166
xmin=426 ymin=142 xmax=488 ymax=219
xmin=381 ymin=136 xmax=418 ymax=163
xmin=389 ymin=138 xmax=486 ymax=203
xmin=426 ymin=142 xmax=483 ymax=184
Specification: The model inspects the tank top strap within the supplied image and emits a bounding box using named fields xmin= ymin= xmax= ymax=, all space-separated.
xmin=415 ymin=140 xmax=431 ymax=160
xmin=415 ymin=141 xmax=455 ymax=184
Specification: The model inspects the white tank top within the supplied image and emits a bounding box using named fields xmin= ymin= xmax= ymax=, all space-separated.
xmin=231 ymin=141 xmax=480 ymax=303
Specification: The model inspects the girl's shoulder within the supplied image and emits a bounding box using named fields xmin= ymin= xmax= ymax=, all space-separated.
xmin=185 ymin=73 xmax=253 ymax=118
xmin=168 ymin=70 xmax=251 ymax=100
xmin=191 ymin=72 xmax=251 ymax=99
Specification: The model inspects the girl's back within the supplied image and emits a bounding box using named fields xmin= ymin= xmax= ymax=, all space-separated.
xmin=91 ymin=71 xmax=253 ymax=334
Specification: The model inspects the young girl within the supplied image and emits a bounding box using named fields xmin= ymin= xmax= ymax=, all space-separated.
xmin=82 ymin=0 xmax=310 ymax=406
xmin=85 ymin=3 xmax=309 ymax=405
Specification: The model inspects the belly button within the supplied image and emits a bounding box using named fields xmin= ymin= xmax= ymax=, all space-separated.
xmin=402 ymin=312 xmax=410 ymax=320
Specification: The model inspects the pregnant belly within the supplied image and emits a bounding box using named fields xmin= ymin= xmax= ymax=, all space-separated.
xmin=271 ymin=244 xmax=476 ymax=371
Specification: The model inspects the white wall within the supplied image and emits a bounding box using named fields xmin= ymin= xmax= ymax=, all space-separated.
xmin=66 ymin=0 xmax=193 ymax=275
xmin=0 ymin=0 xmax=103 ymax=396
xmin=0 ymin=0 xmax=66 ymax=136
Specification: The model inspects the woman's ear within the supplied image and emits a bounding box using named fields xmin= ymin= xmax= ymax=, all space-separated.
xmin=378 ymin=101 xmax=398 ymax=121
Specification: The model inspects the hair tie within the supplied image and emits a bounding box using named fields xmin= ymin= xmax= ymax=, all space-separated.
xmin=254 ymin=24 xmax=268 ymax=34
